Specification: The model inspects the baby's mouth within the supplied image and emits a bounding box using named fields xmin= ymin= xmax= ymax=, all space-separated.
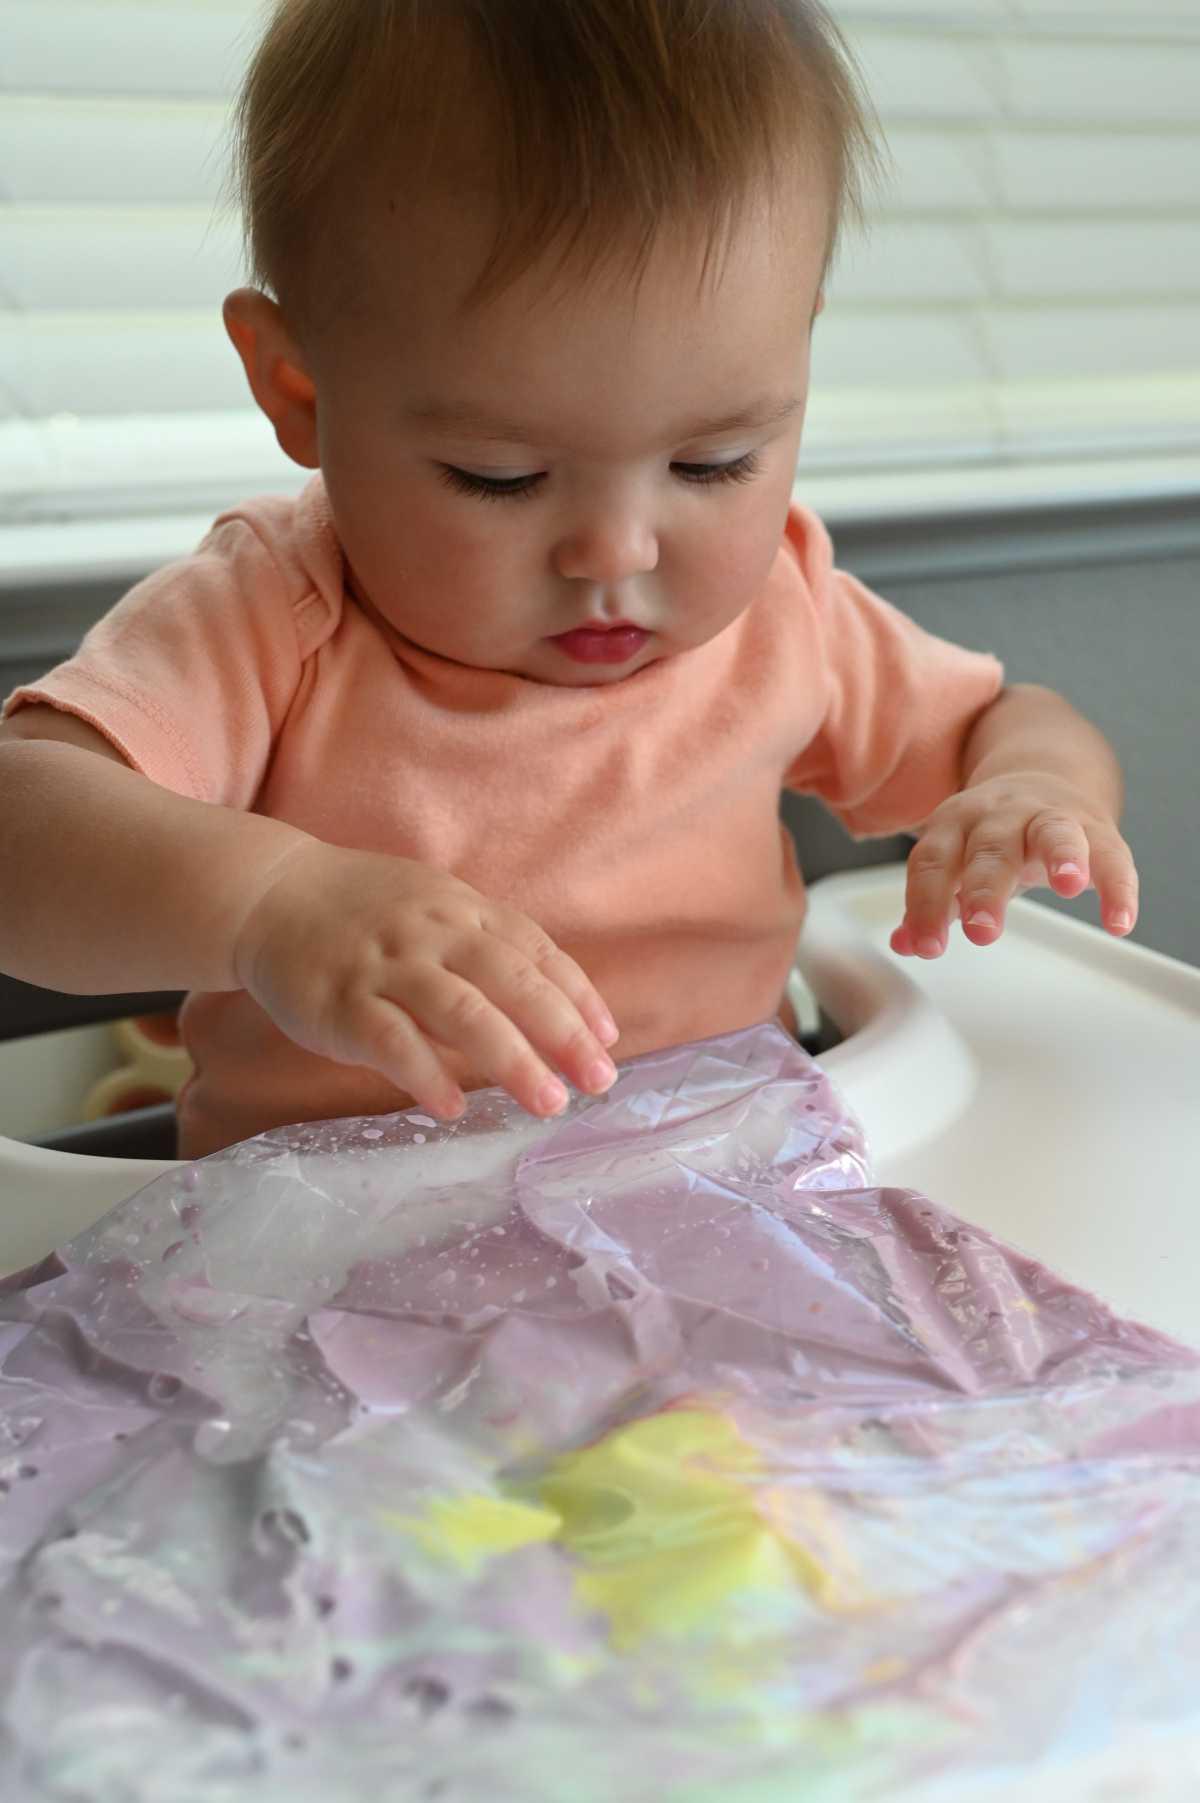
xmin=547 ymin=623 xmax=651 ymax=666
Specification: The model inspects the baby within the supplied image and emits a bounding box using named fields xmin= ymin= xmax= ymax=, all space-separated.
xmin=0 ymin=0 xmax=1138 ymax=1160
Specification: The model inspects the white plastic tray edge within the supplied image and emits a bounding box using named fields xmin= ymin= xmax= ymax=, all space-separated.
xmin=808 ymin=864 xmax=1200 ymax=1011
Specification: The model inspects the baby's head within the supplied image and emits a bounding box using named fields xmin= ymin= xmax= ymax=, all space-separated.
xmin=224 ymin=0 xmax=880 ymax=686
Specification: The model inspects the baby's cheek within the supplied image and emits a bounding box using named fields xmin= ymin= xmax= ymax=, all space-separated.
xmin=690 ymin=512 xmax=781 ymax=620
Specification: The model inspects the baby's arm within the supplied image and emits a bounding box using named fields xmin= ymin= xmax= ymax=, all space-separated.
xmin=0 ymin=710 xmax=619 ymax=1119
xmin=891 ymin=682 xmax=1139 ymax=957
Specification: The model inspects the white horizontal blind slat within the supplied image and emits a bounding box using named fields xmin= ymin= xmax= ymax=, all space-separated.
xmin=854 ymin=37 xmax=1000 ymax=122
xmin=2 ymin=1 xmax=261 ymax=99
xmin=834 ymin=2 xmax=1200 ymax=37
xmin=810 ymin=9 xmax=1200 ymax=480
xmin=1 ymin=97 xmax=230 ymax=204
xmin=995 ymin=132 xmax=1200 ymax=213
xmin=1 ymin=1 xmax=1198 ymax=539
xmin=3 ymin=210 xmax=243 ymax=311
xmin=0 ymin=409 xmax=301 ymax=524
xmin=1003 ymin=41 xmax=1200 ymax=124
xmin=876 ymin=128 xmax=1200 ymax=217
xmin=0 ymin=315 xmax=248 ymax=419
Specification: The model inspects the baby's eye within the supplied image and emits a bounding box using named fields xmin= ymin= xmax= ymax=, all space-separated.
xmin=671 ymin=452 xmax=761 ymax=488
xmin=439 ymin=450 xmax=763 ymax=503
xmin=439 ymin=465 xmax=546 ymax=503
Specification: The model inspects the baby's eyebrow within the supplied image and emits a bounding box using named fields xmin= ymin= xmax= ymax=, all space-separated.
xmin=406 ymin=394 xmax=802 ymax=447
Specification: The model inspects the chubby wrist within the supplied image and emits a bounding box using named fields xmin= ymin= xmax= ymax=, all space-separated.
xmin=224 ymin=830 xmax=326 ymax=993
xmin=961 ymin=685 xmax=1123 ymax=822
xmin=962 ymin=756 xmax=1122 ymax=824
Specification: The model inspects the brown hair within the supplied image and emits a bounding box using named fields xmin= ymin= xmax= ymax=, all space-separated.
xmin=227 ymin=0 xmax=883 ymax=330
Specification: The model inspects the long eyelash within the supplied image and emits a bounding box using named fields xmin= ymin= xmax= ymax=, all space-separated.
xmin=673 ymin=452 xmax=762 ymax=487
xmin=439 ymin=450 xmax=763 ymax=504
xmin=439 ymin=466 xmax=544 ymax=503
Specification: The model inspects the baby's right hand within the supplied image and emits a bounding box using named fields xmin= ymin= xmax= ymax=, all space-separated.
xmin=231 ymin=841 xmax=620 ymax=1121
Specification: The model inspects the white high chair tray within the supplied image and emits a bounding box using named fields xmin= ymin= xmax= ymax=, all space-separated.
xmin=801 ymin=866 xmax=1200 ymax=1349
xmin=1 ymin=865 xmax=1197 ymax=1354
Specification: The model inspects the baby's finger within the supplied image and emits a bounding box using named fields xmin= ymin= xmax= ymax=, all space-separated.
xmin=889 ymin=919 xmax=917 ymax=957
xmin=955 ymin=821 xmax=1028 ymax=945
xmin=896 ymin=827 xmax=966 ymax=957
xmin=452 ymin=935 xmax=618 ymax=1101
xmin=350 ymin=997 xmax=467 ymax=1121
xmin=399 ymin=964 xmax=606 ymax=1118
xmin=529 ymin=941 xmax=620 ymax=1048
xmin=1087 ymin=827 xmax=1139 ymax=936
xmin=482 ymin=905 xmax=620 ymax=1048
xmin=893 ymin=891 xmax=964 ymax=952
xmin=1023 ymin=813 xmax=1091 ymax=898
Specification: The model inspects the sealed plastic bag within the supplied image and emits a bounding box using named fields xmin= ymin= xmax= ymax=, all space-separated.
xmin=2 ymin=1023 xmax=1199 ymax=1802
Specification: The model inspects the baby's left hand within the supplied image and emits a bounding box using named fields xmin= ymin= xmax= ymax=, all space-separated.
xmin=890 ymin=774 xmax=1139 ymax=958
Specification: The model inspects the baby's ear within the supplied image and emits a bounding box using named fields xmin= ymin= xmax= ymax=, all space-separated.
xmin=222 ymin=288 xmax=320 ymax=470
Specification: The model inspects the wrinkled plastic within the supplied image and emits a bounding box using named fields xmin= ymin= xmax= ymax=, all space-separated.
xmin=2 ymin=1022 xmax=1200 ymax=1802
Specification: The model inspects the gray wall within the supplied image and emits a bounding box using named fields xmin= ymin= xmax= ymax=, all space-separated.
xmin=3 ymin=495 xmax=1197 ymax=966
xmin=783 ymin=494 xmax=1199 ymax=968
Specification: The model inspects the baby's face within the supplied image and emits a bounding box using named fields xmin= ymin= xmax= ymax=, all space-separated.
xmin=303 ymin=182 xmax=825 ymax=686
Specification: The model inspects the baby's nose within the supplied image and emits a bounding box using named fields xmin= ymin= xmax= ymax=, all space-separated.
xmin=552 ymin=518 xmax=658 ymax=584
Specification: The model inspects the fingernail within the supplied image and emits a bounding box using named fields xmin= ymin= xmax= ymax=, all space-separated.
xmin=537 ymin=1078 xmax=569 ymax=1114
xmin=916 ymin=935 xmax=943 ymax=957
xmin=1111 ymin=910 xmax=1133 ymax=933
xmin=596 ymin=1014 xmax=620 ymax=1046
xmin=1054 ymin=861 xmax=1084 ymax=881
xmin=965 ymin=910 xmax=997 ymax=930
xmin=583 ymin=1058 xmax=617 ymax=1093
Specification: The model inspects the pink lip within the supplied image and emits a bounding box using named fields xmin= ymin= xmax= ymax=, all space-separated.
xmin=549 ymin=622 xmax=650 ymax=665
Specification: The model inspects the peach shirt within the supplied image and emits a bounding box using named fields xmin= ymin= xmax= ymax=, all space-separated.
xmin=5 ymin=476 xmax=1003 ymax=1156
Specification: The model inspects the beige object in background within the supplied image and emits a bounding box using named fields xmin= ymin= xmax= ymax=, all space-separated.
xmin=83 ymin=1012 xmax=192 ymax=1119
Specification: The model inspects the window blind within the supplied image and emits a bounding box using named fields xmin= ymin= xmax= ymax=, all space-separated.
xmin=812 ymin=0 xmax=1200 ymax=493
xmin=3 ymin=0 xmax=1199 ymax=568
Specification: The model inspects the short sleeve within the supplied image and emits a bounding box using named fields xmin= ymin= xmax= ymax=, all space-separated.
xmin=782 ymin=508 xmax=1004 ymax=838
xmin=2 ymin=514 xmax=331 ymax=810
